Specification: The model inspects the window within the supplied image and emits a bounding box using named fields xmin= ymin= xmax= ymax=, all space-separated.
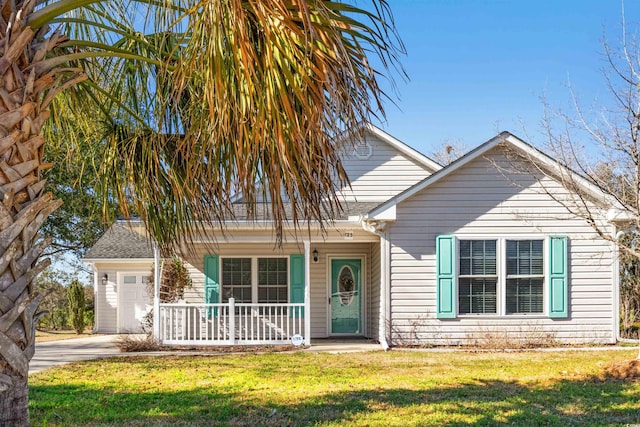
xmin=221 ymin=257 xmax=288 ymax=303
xmin=221 ymin=258 xmax=252 ymax=302
xmin=436 ymin=235 xmax=568 ymax=319
xmin=506 ymin=240 xmax=544 ymax=314
xmin=457 ymin=239 xmax=544 ymax=316
xmin=258 ymin=258 xmax=288 ymax=303
xmin=458 ymin=240 xmax=497 ymax=314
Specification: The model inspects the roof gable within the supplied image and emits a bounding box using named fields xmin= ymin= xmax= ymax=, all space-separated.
xmin=362 ymin=124 xmax=442 ymax=172
xmin=336 ymin=124 xmax=441 ymax=202
xmin=367 ymin=132 xmax=617 ymax=220
xmin=83 ymin=222 xmax=153 ymax=260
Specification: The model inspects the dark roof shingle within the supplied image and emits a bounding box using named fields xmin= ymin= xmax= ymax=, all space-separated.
xmin=84 ymin=222 xmax=153 ymax=259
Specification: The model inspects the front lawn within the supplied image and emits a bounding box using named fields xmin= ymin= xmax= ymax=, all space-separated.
xmin=30 ymin=349 xmax=640 ymax=426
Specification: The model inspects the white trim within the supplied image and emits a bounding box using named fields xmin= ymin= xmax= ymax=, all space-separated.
xmin=304 ymin=241 xmax=312 ymax=346
xmin=90 ymin=264 xmax=99 ymax=333
xmin=191 ymin=236 xmax=379 ymax=244
xmin=368 ymin=132 xmax=620 ymax=220
xmin=362 ymin=220 xmax=390 ymax=348
xmin=326 ymin=254 xmax=367 ymax=336
xmin=152 ymin=244 xmax=161 ymax=340
xmin=454 ymin=235 xmax=548 ymax=318
xmin=612 ymin=223 xmax=621 ymax=343
xmin=364 ymin=124 xmax=442 ymax=172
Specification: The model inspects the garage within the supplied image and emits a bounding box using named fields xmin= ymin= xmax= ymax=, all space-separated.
xmin=118 ymin=273 xmax=152 ymax=333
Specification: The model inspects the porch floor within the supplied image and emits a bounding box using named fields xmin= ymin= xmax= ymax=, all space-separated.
xmin=304 ymin=338 xmax=383 ymax=353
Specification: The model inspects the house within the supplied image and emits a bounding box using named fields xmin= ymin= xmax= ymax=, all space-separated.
xmin=83 ymin=125 xmax=625 ymax=347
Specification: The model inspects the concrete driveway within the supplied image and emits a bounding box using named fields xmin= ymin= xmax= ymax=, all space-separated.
xmin=29 ymin=335 xmax=121 ymax=375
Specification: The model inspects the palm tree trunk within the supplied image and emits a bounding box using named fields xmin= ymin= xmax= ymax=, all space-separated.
xmin=0 ymin=3 xmax=72 ymax=425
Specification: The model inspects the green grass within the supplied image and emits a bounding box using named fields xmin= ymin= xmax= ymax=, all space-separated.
xmin=30 ymin=350 xmax=640 ymax=426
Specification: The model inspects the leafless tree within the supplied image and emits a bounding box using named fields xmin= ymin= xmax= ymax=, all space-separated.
xmin=535 ymin=11 xmax=640 ymax=356
xmin=430 ymin=138 xmax=468 ymax=166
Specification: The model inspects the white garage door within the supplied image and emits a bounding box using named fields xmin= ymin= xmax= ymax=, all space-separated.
xmin=118 ymin=274 xmax=152 ymax=333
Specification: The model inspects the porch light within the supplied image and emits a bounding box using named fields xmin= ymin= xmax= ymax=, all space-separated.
xmin=312 ymin=249 xmax=319 ymax=263
xmin=101 ymin=273 xmax=108 ymax=286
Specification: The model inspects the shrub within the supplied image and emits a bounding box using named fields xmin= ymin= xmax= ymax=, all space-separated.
xmin=67 ymin=279 xmax=86 ymax=334
xmin=116 ymin=334 xmax=163 ymax=352
xmin=147 ymin=258 xmax=192 ymax=303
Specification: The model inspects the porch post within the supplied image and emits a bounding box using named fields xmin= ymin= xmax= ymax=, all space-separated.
xmin=229 ymin=298 xmax=236 ymax=345
xmin=304 ymin=240 xmax=312 ymax=346
xmin=152 ymin=243 xmax=161 ymax=341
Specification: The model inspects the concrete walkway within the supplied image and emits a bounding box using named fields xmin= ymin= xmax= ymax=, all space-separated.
xmin=304 ymin=338 xmax=383 ymax=353
xmin=29 ymin=336 xmax=383 ymax=375
xmin=30 ymin=335 xmax=121 ymax=375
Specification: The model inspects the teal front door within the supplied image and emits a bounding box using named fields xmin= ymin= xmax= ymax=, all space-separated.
xmin=330 ymin=259 xmax=362 ymax=334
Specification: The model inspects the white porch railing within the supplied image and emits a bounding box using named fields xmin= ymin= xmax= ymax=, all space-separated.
xmin=158 ymin=298 xmax=305 ymax=345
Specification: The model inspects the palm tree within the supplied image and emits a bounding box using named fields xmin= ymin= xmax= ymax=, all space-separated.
xmin=0 ymin=0 xmax=403 ymax=424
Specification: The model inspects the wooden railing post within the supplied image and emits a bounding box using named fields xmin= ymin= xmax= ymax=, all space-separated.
xmin=229 ymin=298 xmax=236 ymax=345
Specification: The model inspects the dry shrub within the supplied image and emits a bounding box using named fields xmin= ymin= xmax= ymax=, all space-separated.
xmin=604 ymin=359 xmax=640 ymax=380
xmin=116 ymin=334 xmax=163 ymax=352
xmin=471 ymin=325 xmax=558 ymax=350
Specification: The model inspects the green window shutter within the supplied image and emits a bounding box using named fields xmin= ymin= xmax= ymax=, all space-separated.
xmin=204 ymin=255 xmax=219 ymax=317
xmin=290 ymin=254 xmax=305 ymax=318
xmin=436 ymin=235 xmax=457 ymax=319
xmin=548 ymin=236 xmax=568 ymax=318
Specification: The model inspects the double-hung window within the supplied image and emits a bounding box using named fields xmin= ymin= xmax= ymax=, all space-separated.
xmin=457 ymin=239 xmax=544 ymax=315
xmin=458 ymin=240 xmax=497 ymax=314
xmin=258 ymin=258 xmax=288 ymax=303
xmin=506 ymin=240 xmax=544 ymax=314
xmin=221 ymin=257 xmax=288 ymax=304
xmin=436 ymin=235 xmax=568 ymax=319
xmin=221 ymin=258 xmax=252 ymax=303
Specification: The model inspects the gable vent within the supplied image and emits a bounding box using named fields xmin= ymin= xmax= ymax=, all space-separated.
xmin=353 ymin=141 xmax=373 ymax=159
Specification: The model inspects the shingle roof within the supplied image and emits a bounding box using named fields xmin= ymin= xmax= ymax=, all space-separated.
xmin=85 ymin=201 xmax=378 ymax=260
xmin=83 ymin=222 xmax=153 ymax=260
xmin=228 ymin=201 xmax=381 ymax=221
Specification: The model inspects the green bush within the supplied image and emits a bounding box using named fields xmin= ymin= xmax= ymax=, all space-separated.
xmin=67 ymin=279 xmax=86 ymax=334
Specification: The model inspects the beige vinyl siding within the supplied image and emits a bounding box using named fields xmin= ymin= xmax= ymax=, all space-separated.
xmin=96 ymin=269 xmax=118 ymax=333
xmin=338 ymin=134 xmax=436 ymax=202
xmin=93 ymin=261 xmax=153 ymax=333
xmin=388 ymin=148 xmax=616 ymax=345
xmin=368 ymin=241 xmax=381 ymax=340
xmin=182 ymin=241 xmax=376 ymax=339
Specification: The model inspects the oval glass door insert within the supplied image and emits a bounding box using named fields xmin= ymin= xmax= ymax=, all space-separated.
xmin=338 ymin=266 xmax=355 ymax=305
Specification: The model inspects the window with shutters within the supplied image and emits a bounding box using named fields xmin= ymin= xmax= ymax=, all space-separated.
xmin=456 ymin=238 xmax=546 ymax=316
xmin=221 ymin=257 xmax=288 ymax=304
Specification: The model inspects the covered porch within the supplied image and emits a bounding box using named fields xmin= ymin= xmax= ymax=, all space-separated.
xmin=152 ymin=226 xmax=385 ymax=347
xmin=158 ymin=300 xmax=305 ymax=345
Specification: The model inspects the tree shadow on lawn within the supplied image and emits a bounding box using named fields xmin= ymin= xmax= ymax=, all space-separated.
xmin=30 ymin=374 xmax=640 ymax=426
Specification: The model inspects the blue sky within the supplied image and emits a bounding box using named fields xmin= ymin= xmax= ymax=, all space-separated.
xmin=369 ymin=1 xmax=640 ymax=157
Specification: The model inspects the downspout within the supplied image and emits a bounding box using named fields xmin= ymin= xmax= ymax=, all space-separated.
xmin=304 ymin=240 xmax=312 ymax=347
xmin=152 ymin=242 xmax=161 ymax=342
xmin=362 ymin=219 xmax=390 ymax=350
xmin=614 ymin=226 xmax=640 ymax=344
xmin=89 ymin=263 xmax=99 ymax=334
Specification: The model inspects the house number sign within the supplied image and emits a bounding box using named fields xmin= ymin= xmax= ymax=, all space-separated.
xmin=290 ymin=334 xmax=305 ymax=347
